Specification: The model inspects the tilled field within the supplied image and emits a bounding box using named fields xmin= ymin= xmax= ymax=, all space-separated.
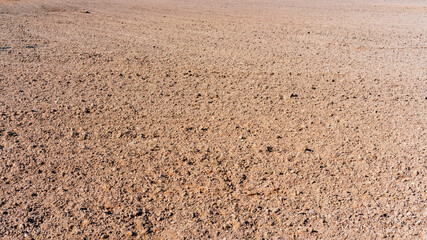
xmin=0 ymin=0 xmax=426 ymax=239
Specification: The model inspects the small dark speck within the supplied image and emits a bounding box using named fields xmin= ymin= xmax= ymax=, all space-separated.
xmin=26 ymin=46 xmax=36 ymax=49
xmin=7 ymin=131 xmax=17 ymax=137
xmin=135 ymin=210 xmax=143 ymax=216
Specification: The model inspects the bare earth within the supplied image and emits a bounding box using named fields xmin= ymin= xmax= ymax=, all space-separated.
xmin=1 ymin=0 xmax=426 ymax=239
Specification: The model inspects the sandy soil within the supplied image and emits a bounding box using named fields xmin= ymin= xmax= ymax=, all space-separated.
xmin=1 ymin=0 xmax=426 ymax=239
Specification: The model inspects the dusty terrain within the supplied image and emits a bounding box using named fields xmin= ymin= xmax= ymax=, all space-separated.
xmin=1 ymin=0 xmax=426 ymax=239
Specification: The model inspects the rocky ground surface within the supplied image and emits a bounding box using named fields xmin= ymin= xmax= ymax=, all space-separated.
xmin=0 ymin=0 xmax=426 ymax=239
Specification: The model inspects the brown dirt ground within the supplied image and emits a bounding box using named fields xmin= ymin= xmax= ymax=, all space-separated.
xmin=1 ymin=0 xmax=426 ymax=239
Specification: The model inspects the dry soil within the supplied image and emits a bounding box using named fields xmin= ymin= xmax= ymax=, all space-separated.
xmin=0 ymin=0 xmax=426 ymax=239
